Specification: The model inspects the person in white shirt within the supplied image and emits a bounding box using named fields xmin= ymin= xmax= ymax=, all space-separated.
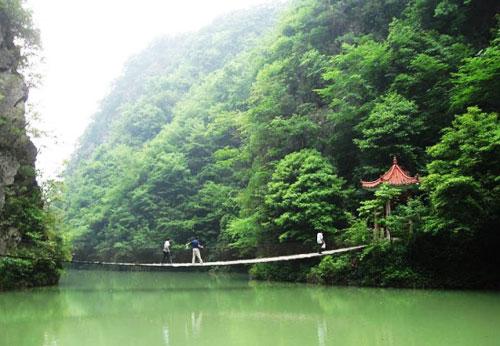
xmin=162 ymin=238 xmax=172 ymax=264
xmin=316 ymin=232 xmax=326 ymax=254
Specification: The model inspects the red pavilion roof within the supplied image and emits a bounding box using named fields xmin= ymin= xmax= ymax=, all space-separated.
xmin=361 ymin=157 xmax=419 ymax=189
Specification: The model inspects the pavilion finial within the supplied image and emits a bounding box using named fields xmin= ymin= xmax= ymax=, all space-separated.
xmin=393 ymin=156 xmax=397 ymax=165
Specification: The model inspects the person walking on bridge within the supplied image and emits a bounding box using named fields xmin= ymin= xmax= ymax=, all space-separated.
xmin=189 ymin=237 xmax=204 ymax=264
xmin=162 ymin=238 xmax=173 ymax=264
xmin=317 ymin=231 xmax=326 ymax=254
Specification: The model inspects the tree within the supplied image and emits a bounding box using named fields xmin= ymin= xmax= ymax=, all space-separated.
xmin=317 ymin=37 xmax=390 ymax=179
xmin=423 ymin=107 xmax=499 ymax=234
xmin=264 ymin=149 xmax=347 ymax=243
xmin=418 ymin=107 xmax=499 ymax=287
xmin=451 ymin=26 xmax=500 ymax=112
xmin=355 ymin=92 xmax=424 ymax=177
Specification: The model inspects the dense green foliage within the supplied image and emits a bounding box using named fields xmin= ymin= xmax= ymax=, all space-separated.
xmin=63 ymin=0 xmax=499 ymax=288
xmin=0 ymin=181 xmax=66 ymax=290
xmin=265 ymin=149 xmax=347 ymax=243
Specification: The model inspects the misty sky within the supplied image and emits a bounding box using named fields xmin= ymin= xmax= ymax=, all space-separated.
xmin=26 ymin=0 xmax=279 ymax=180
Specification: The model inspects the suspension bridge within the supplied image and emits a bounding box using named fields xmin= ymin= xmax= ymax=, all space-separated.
xmin=70 ymin=245 xmax=366 ymax=268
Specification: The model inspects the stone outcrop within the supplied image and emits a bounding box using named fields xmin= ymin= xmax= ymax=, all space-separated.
xmin=0 ymin=10 xmax=39 ymax=254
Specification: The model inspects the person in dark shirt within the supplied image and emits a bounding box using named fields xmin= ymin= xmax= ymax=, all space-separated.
xmin=189 ymin=237 xmax=203 ymax=264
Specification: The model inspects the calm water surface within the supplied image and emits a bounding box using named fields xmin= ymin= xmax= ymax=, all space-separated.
xmin=1 ymin=269 xmax=499 ymax=346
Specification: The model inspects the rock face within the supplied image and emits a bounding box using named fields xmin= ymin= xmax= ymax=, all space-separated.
xmin=0 ymin=3 xmax=62 ymax=291
xmin=0 ymin=11 xmax=39 ymax=254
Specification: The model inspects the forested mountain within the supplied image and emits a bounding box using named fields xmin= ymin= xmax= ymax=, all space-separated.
xmin=0 ymin=0 xmax=64 ymax=290
xmin=69 ymin=5 xmax=283 ymax=165
xmin=64 ymin=3 xmax=284 ymax=257
xmin=63 ymin=0 xmax=500 ymax=288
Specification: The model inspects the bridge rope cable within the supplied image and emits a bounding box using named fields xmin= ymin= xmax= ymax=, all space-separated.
xmin=0 ymin=245 xmax=366 ymax=267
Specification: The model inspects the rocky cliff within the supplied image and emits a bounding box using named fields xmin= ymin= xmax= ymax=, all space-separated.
xmin=0 ymin=7 xmax=40 ymax=255
xmin=0 ymin=3 xmax=63 ymax=290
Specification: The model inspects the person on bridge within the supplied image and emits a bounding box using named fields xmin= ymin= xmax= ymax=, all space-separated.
xmin=189 ymin=237 xmax=204 ymax=264
xmin=317 ymin=231 xmax=326 ymax=254
xmin=162 ymin=238 xmax=173 ymax=264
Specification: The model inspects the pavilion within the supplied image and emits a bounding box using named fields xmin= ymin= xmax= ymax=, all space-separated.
xmin=361 ymin=157 xmax=419 ymax=240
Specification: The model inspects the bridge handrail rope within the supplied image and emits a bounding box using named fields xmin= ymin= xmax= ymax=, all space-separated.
xmin=0 ymin=245 xmax=366 ymax=267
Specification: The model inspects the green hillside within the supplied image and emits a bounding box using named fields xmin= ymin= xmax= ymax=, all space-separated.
xmin=63 ymin=0 xmax=500 ymax=289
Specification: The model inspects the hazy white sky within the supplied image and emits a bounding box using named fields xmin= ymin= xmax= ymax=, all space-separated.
xmin=25 ymin=0 xmax=278 ymax=180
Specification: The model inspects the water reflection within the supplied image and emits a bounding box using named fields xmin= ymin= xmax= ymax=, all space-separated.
xmin=43 ymin=331 xmax=58 ymax=346
xmin=190 ymin=311 xmax=203 ymax=338
xmin=317 ymin=319 xmax=327 ymax=346
xmin=1 ymin=270 xmax=500 ymax=346
xmin=162 ymin=324 xmax=170 ymax=346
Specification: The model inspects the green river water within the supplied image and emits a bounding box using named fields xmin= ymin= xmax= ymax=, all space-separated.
xmin=1 ymin=269 xmax=499 ymax=346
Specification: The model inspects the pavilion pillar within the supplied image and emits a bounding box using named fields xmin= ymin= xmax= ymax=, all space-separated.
xmin=385 ymin=200 xmax=391 ymax=240
xmin=408 ymin=219 xmax=413 ymax=243
xmin=373 ymin=211 xmax=380 ymax=240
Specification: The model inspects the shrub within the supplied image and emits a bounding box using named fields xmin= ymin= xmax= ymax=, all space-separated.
xmin=249 ymin=261 xmax=312 ymax=282
xmin=307 ymin=255 xmax=351 ymax=284
xmin=0 ymin=257 xmax=61 ymax=291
